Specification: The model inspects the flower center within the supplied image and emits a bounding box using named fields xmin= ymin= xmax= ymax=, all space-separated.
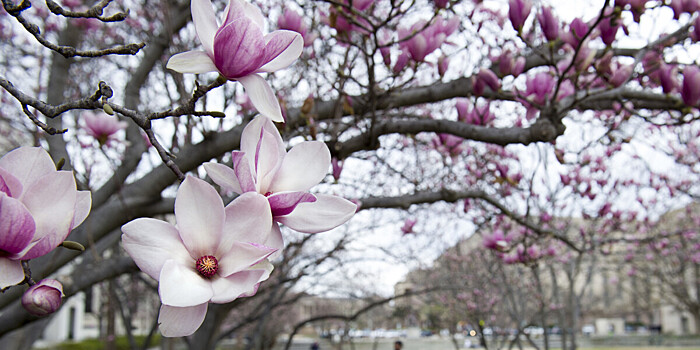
xmin=195 ymin=255 xmax=218 ymax=278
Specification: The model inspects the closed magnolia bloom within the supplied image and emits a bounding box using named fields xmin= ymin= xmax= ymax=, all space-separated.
xmin=21 ymin=279 xmax=64 ymax=316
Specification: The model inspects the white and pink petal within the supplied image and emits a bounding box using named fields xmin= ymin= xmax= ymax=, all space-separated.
xmin=175 ymin=176 xmax=225 ymax=258
xmin=220 ymin=192 xmax=272 ymax=248
xmin=158 ymin=303 xmax=208 ymax=337
xmin=190 ymin=0 xmax=219 ymax=56
xmin=268 ymin=141 xmax=331 ymax=193
xmin=0 ymin=147 xmax=57 ymax=191
xmin=258 ymin=30 xmax=303 ymax=73
xmin=276 ymin=194 xmax=357 ymax=234
xmin=166 ymin=51 xmax=219 ymax=74
xmin=159 ymin=260 xmax=213 ymax=307
xmin=209 ymin=269 xmax=266 ymax=303
xmin=217 ymin=242 xmax=276 ymax=277
xmin=267 ymin=191 xmax=316 ymax=217
xmin=121 ymin=218 xmax=191 ymax=280
xmin=237 ymin=75 xmax=284 ymax=123
xmin=0 ymin=258 xmax=25 ymax=289
xmin=0 ymin=194 xmax=34 ymax=255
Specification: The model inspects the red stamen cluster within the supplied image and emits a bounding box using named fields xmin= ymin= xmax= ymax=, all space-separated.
xmin=195 ymin=255 xmax=219 ymax=278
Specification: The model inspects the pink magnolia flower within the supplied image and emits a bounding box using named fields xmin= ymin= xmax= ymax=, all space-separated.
xmin=483 ymin=230 xmax=509 ymax=251
xmin=401 ymin=218 xmax=417 ymax=235
xmin=682 ymin=65 xmax=700 ymax=107
xmin=508 ymin=0 xmax=532 ymax=32
xmin=398 ymin=17 xmax=460 ymax=62
xmin=21 ymin=279 xmax=63 ymax=316
xmin=473 ymin=68 xmax=500 ymax=96
xmin=537 ymin=6 xmax=559 ymax=42
xmin=0 ymin=147 xmax=91 ymax=289
xmin=277 ymin=8 xmax=317 ymax=47
xmin=204 ymin=116 xmax=357 ymax=234
xmin=166 ymin=0 xmax=303 ymax=122
xmin=121 ymin=176 xmax=278 ymax=337
xmin=82 ymin=111 xmax=128 ymax=146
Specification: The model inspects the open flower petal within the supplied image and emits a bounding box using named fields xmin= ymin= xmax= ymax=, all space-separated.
xmin=204 ymin=161 xmax=243 ymax=194
xmin=0 ymin=258 xmax=25 ymax=289
xmin=71 ymin=190 xmax=92 ymax=230
xmin=159 ymin=260 xmax=213 ymax=307
xmin=166 ymin=51 xmax=218 ymax=74
xmin=277 ymin=194 xmax=357 ymax=233
xmin=0 ymin=167 xmax=22 ymax=197
xmin=217 ymin=242 xmax=276 ymax=277
xmin=267 ymin=191 xmax=316 ymax=217
xmin=221 ymin=192 xmax=272 ymax=249
xmin=0 ymin=194 xmax=35 ymax=254
xmin=240 ymin=260 xmax=274 ymax=297
xmin=20 ymin=171 xmax=77 ymax=259
xmin=175 ymin=176 xmax=225 ymax=258
xmin=158 ymin=303 xmax=208 ymax=337
xmin=191 ymin=0 xmax=218 ymax=56
xmin=265 ymin=223 xmax=284 ymax=259
xmin=238 ymin=74 xmax=284 ymax=122
xmin=210 ymin=269 xmax=267 ymax=303
xmin=268 ymin=141 xmax=331 ymax=193
xmin=0 ymin=147 xmax=56 ymax=191
xmin=240 ymin=115 xmax=284 ymax=164
xmin=258 ymin=31 xmax=303 ymax=73
xmin=214 ymin=17 xmax=266 ymax=79
xmin=122 ymin=218 xmax=191 ymax=280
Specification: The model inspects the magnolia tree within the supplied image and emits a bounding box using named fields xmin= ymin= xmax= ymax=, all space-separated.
xmin=1 ymin=0 xmax=700 ymax=347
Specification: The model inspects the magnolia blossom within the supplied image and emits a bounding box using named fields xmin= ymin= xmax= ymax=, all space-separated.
xmin=204 ymin=115 xmax=356 ymax=234
xmin=397 ymin=17 xmax=460 ymax=62
xmin=0 ymin=147 xmax=91 ymax=289
xmin=166 ymin=0 xmax=303 ymax=122
xmin=82 ymin=111 xmax=128 ymax=146
xmin=122 ymin=176 xmax=278 ymax=337
xmin=21 ymin=279 xmax=63 ymax=316
xmin=277 ymin=8 xmax=316 ymax=47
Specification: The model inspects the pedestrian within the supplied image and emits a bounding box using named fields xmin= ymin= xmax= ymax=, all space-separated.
xmin=394 ymin=340 xmax=403 ymax=350
xmin=310 ymin=341 xmax=319 ymax=350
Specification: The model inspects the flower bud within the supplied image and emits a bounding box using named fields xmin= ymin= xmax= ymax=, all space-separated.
xmin=22 ymin=279 xmax=64 ymax=317
xmin=508 ymin=0 xmax=532 ymax=32
xmin=538 ymin=7 xmax=559 ymax=42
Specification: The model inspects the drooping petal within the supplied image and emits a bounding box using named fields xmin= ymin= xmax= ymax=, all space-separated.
xmin=191 ymin=0 xmax=219 ymax=57
xmin=217 ymin=242 xmax=276 ymax=277
xmin=0 ymin=258 xmax=25 ymax=289
xmin=210 ymin=269 xmax=266 ymax=303
xmin=19 ymin=171 xmax=77 ymax=260
xmin=258 ymin=31 xmax=303 ymax=73
xmin=276 ymin=194 xmax=357 ymax=233
xmin=237 ymin=74 xmax=284 ymax=122
xmin=268 ymin=141 xmax=331 ymax=193
xmin=158 ymin=303 xmax=208 ymax=337
xmin=213 ymin=17 xmax=266 ymax=79
xmin=0 ymin=194 xmax=35 ymax=255
xmin=159 ymin=260 xmax=213 ymax=307
xmin=265 ymin=223 xmax=284 ymax=258
xmin=121 ymin=218 xmax=191 ymax=280
xmin=0 ymin=147 xmax=57 ymax=191
xmin=0 ymin=167 xmax=22 ymax=197
xmin=239 ymin=260 xmax=274 ymax=297
xmin=220 ymin=192 xmax=272 ymax=248
xmin=175 ymin=176 xmax=225 ymax=258
xmin=267 ymin=191 xmax=316 ymax=217
xmin=166 ymin=51 xmax=219 ymax=74
xmin=70 ymin=190 xmax=92 ymax=230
